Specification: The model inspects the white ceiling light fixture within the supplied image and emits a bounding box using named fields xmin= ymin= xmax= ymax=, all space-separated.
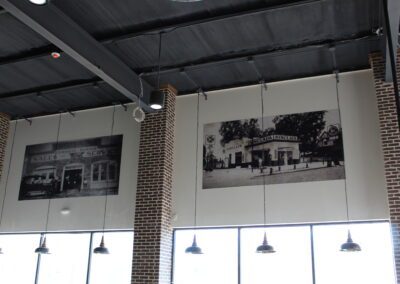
xmin=28 ymin=0 xmax=49 ymax=5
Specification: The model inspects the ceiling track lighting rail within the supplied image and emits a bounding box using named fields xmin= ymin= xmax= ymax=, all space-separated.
xmin=0 ymin=0 xmax=326 ymax=66
xmin=0 ymin=32 xmax=380 ymax=109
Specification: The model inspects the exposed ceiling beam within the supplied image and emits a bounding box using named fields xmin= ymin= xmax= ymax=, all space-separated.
xmin=383 ymin=0 xmax=400 ymax=82
xmin=0 ymin=32 xmax=381 ymax=103
xmin=0 ymin=0 xmax=153 ymax=110
xmin=0 ymin=0 xmax=325 ymax=66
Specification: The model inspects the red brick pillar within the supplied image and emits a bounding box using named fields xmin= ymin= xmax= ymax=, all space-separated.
xmin=132 ymin=85 xmax=176 ymax=284
xmin=0 ymin=114 xmax=10 ymax=182
xmin=370 ymin=50 xmax=400 ymax=282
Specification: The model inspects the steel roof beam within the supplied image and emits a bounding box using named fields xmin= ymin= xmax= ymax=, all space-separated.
xmin=382 ymin=0 xmax=400 ymax=82
xmin=0 ymin=0 xmax=153 ymax=110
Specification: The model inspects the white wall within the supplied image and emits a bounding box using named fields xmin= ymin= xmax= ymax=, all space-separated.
xmin=0 ymin=105 xmax=140 ymax=232
xmin=172 ymin=70 xmax=389 ymax=227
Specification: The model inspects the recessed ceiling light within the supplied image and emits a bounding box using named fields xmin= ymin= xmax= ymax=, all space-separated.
xmin=28 ymin=0 xmax=48 ymax=5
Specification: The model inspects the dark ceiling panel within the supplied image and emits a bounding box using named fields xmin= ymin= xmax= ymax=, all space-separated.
xmin=0 ymin=13 xmax=49 ymax=57
xmin=53 ymin=0 xmax=278 ymax=36
xmin=0 ymin=54 xmax=95 ymax=93
xmin=109 ymin=0 xmax=380 ymax=71
xmin=0 ymin=0 xmax=385 ymax=118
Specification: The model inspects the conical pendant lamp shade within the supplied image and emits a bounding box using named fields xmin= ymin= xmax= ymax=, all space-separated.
xmin=93 ymin=235 xmax=109 ymax=254
xmin=35 ymin=236 xmax=50 ymax=254
xmin=340 ymin=230 xmax=361 ymax=252
xmin=256 ymin=232 xmax=275 ymax=254
xmin=185 ymin=234 xmax=203 ymax=255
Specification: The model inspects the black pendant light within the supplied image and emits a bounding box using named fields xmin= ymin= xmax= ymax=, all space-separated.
xmin=330 ymin=47 xmax=361 ymax=252
xmin=0 ymin=120 xmax=18 ymax=254
xmin=334 ymin=72 xmax=361 ymax=252
xmin=35 ymin=113 xmax=62 ymax=254
xmin=256 ymin=81 xmax=276 ymax=254
xmin=150 ymin=33 xmax=165 ymax=110
xmin=93 ymin=105 xmax=116 ymax=254
xmin=185 ymin=91 xmax=203 ymax=255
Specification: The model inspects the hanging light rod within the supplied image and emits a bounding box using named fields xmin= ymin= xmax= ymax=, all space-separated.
xmin=185 ymin=91 xmax=203 ymax=254
xmin=329 ymin=47 xmax=361 ymax=252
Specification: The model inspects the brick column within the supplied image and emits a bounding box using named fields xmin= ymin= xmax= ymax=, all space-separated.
xmin=132 ymin=85 xmax=176 ymax=284
xmin=0 ymin=113 xmax=10 ymax=182
xmin=370 ymin=49 xmax=400 ymax=282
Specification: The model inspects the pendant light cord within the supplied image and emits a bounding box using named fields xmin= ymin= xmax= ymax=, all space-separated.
xmin=194 ymin=92 xmax=200 ymax=228
xmin=156 ymin=32 xmax=163 ymax=90
xmin=44 ymin=113 xmax=62 ymax=233
xmin=330 ymin=48 xmax=350 ymax=222
xmin=0 ymin=120 xmax=18 ymax=229
xmin=101 ymin=105 xmax=116 ymax=234
xmin=260 ymin=81 xmax=267 ymax=226
xmin=334 ymin=72 xmax=350 ymax=222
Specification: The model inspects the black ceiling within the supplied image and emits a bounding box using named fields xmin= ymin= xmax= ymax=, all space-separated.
xmin=0 ymin=0 xmax=388 ymax=118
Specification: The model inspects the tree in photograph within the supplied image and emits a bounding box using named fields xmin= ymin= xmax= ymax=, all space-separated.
xmin=219 ymin=120 xmax=245 ymax=146
xmin=273 ymin=111 xmax=326 ymax=161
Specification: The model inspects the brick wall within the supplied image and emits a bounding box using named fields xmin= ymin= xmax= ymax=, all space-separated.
xmin=131 ymin=86 xmax=176 ymax=284
xmin=0 ymin=113 xmax=10 ymax=182
xmin=370 ymin=49 xmax=400 ymax=283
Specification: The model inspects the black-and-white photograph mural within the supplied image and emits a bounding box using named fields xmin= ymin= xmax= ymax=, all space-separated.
xmin=19 ymin=135 xmax=123 ymax=200
xmin=203 ymin=110 xmax=344 ymax=189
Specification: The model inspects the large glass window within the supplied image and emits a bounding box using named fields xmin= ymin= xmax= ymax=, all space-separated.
xmin=0 ymin=234 xmax=39 ymax=284
xmin=173 ymin=222 xmax=397 ymax=284
xmin=89 ymin=232 xmax=134 ymax=284
xmin=313 ymin=222 xmax=396 ymax=284
xmin=38 ymin=233 xmax=91 ymax=284
xmin=173 ymin=229 xmax=238 ymax=284
xmin=240 ymin=226 xmax=313 ymax=284
xmin=0 ymin=231 xmax=133 ymax=284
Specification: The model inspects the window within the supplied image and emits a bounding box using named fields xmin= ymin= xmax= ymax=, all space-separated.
xmin=91 ymin=161 xmax=117 ymax=183
xmin=240 ymin=226 xmax=313 ymax=284
xmin=173 ymin=222 xmax=396 ymax=284
xmin=0 ymin=234 xmax=39 ymax=283
xmin=38 ymin=233 xmax=91 ymax=284
xmin=173 ymin=229 xmax=238 ymax=284
xmin=89 ymin=232 xmax=134 ymax=284
xmin=0 ymin=231 xmax=133 ymax=284
xmin=313 ymin=222 xmax=396 ymax=284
